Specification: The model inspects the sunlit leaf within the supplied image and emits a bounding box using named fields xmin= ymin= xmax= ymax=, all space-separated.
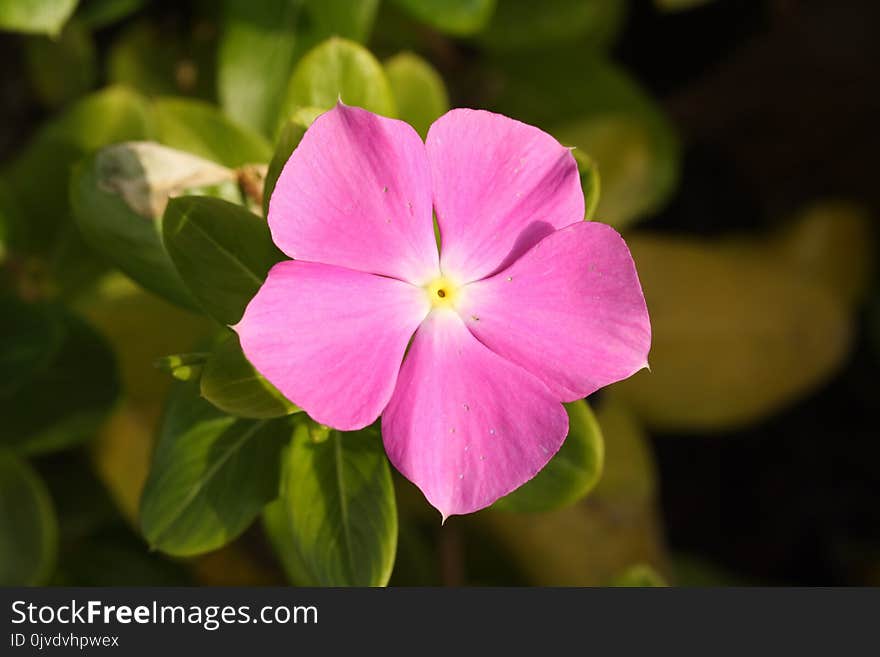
xmin=0 ymin=450 xmax=58 ymax=585
xmin=263 ymin=114 xmax=312 ymax=216
xmin=390 ymin=0 xmax=495 ymax=35
xmin=162 ymin=196 xmax=284 ymax=325
xmin=612 ymin=235 xmax=853 ymax=430
xmin=71 ymin=142 xmax=242 ymax=310
xmin=155 ymin=352 xmax=209 ymax=382
xmin=572 ymin=148 xmax=601 ymax=221
xmin=610 ymin=563 xmax=668 ymax=586
xmin=494 ymin=400 xmax=603 ymax=512
xmin=279 ymin=37 xmax=396 ymax=127
xmin=152 ymin=97 xmax=272 ymax=167
xmin=385 ymin=52 xmax=449 ymax=138
xmin=269 ymin=422 xmax=397 ymax=586
xmin=200 ymin=332 xmax=299 ymax=419
xmin=766 ymin=201 xmax=875 ymax=308
xmin=219 ymin=0 xmax=379 ymax=135
xmin=140 ymin=382 xmax=292 ymax=556
xmin=0 ymin=0 xmax=78 ymax=36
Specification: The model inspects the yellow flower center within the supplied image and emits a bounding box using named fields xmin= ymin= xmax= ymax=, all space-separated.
xmin=425 ymin=276 xmax=460 ymax=309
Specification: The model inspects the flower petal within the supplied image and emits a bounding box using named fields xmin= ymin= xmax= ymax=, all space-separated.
xmin=426 ymin=108 xmax=584 ymax=282
xmin=459 ymin=221 xmax=651 ymax=401
xmin=235 ymin=260 xmax=430 ymax=431
xmin=382 ymin=310 xmax=569 ymax=518
xmin=268 ymin=103 xmax=439 ymax=284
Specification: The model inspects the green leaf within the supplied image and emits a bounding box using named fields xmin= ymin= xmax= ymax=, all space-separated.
xmin=25 ymin=20 xmax=97 ymax=108
xmin=270 ymin=422 xmax=397 ymax=586
xmin=2 ymin=86 xmax=153 ymax=253
xmin=610 ymin=563 xmax=668 ymax=587
xmin=108 ymin=20 xmax=217 ymax=99
xmin=494 ymin=400 xmax=604 ymax=513
xmin=201 ymin=333 xmax=299 ymax=419
xmin=263 ymin=115 xmax=311 ymax=216
xmin=385 ymin=52 xmax=449 ymax=138
xmin=219 ymin=0 xmax=378 ymax=136
xmin=140 ymin=382 xmax=292 ymax=556
xmin=162 ymin=196 xmax=284 ymax=325
xmin=0 ymin=0 xmax=78 ymax=36
xmin=0 ymin=295 xmax=66 ymax=398
xmin=572 ymin=149 xmax=601 ymax=222
xmin=77 ymin=0 xmax=145 ymax=29
xmin=152 ymin=97 xmax=272 ymax=167
xmin=613 ymin=235 xmax=853 ymax=430
xmin=0 ymin=306 xmax=119 ymax=455
xmin=71 ymin=142 xmax=242 ymax=310
xmin=155 ymin=352 xmax=209 ymax=382
xmin=477 ymin=0 xmax=626 ymax=51
xmin=0 ymin=450 xmax=58 ymax=585
xmin=390 ymin=0 xmax=495 ymax=35
xmin=279 ymin=37 xmax=396 ymax=128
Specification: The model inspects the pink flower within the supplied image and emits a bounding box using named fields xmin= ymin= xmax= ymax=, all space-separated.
xmin=235 ymin=103 xmax=651 ymax=519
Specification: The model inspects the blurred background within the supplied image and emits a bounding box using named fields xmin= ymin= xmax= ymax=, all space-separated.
xmin=0 ymin=0 xmax=877 ymax=586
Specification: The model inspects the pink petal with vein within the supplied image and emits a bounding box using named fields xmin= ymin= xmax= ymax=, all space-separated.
xmin=459 ymin=221 xmax=651 ymax=401
xmin=426 ymin=108 xmax=584 ymax=282
xmin=269 ymin=103 xmax=439 ymax=284
xmin=235 ymin=260 xmax=430 ymax=431
xmin=382 ymin=310 xmax=569 ymax=518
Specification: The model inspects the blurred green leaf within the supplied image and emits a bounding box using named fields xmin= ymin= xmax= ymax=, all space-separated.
xmin=152 ymin=97 xmax=272 ymax=167
xmin=279 ymin=37 xmax=396 ymax=127
xmin=219 ymin=0 xmax=379 ymax=135
xmin=573 ymin=149 xmax=601 ymax=221
xmin=25 ymin=20 xmax=96 ymax=108
xmin=494 ymin=400 xmax=603 ymax=513
xmin=2 ymin=86 xmax=152 ymax=253
xmin=270 ymin=422 xmax=397 ymax=586
xmin=219 ymin=0 xmax=303 ymax=135
xmin=77 ymin=0 xmax=144 ymax=29
xmin=201 ymin=332 xmax=299 ymax=419
xmin=385 ymin=52 xmax=449 ymax=138
xmin=390 ymin=0 xmax=495 ymax=35
xmin=766 ymin=201 xmax=875 ymax=308
xmin=613 ymin=235 xmax=853 ymax=431
xmin=162 ymin=196 xmax=284 ymax=325
xmin=655 ymin=0 xmax=715 ymax=13
xmin=155 ymin=352 xmax=209 ymax=382
xmin=477 ymin=0 xmax=626 ymax=51
xmin=140 ymin=382 xmax=291 ymax=556
xmin=489 ymin=52 xmax=680 ymax=229
xmin=263 ymin=114 xmax=311 ymax=216
xmin=108 ymin=20 xmax=216 ymax=99
xmin=610 ymin=563 xmax=668 ymax=587
xmin=0 ymin=296 xmax=65 ymax=398
xmin=72 ymin=142 xmax=242 ymax=310
xmin=0 ymin=307 xmax=119 ymax=455
xmin=480 ymin=397 xmax=667 ymax=585
xmin=0 ymin=0 xmax=77 ymax=36
xmin=0 ymin=451 xmax=58 ymax=585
